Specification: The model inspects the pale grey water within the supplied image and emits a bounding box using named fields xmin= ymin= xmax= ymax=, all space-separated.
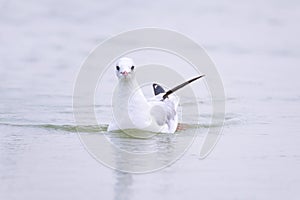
xmin=1 ymin=0 xmax=300 ymax=199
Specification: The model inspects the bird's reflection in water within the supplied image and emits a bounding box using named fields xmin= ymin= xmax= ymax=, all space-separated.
xmin=114 ymin=171 xmax=133 ymax=200
xmin=109 ymin=127 xmax=198 ymax=200
xmin=110 ymin=130 xmax=178 ymax=200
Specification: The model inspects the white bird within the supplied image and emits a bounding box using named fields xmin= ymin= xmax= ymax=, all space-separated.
xmin=108 ymin=57 xmax=204 ymax=133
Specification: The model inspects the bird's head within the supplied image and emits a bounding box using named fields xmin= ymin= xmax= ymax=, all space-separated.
xmin=115 ymin=57 xmax=135 ymax=80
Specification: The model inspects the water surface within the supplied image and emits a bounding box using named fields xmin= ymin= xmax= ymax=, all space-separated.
xmin=1 ymin=0 xmax=300 ymax=199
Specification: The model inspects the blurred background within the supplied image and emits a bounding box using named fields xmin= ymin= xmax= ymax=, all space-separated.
xmin=0 ymin=0 xmax=300 ymax=199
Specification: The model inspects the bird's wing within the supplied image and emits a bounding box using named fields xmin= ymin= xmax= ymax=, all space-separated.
xmin=149 ymin=75 xmax=205 ymax=133
xmin=148 ymin=93 xmax=179 ymax=133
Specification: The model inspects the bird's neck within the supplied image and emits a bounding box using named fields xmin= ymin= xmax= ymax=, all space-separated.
xmin=118 ymin=78 xmax=139 ymax=94
xmin=115 ymin=78 xmax=148 ymax=107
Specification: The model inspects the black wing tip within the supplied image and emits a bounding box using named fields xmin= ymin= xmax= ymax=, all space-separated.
xmin=161 ymin=74 xmax=205 ymax=101
xmin=153 ymin=83 xmax=165 ymax=96
xmin=195 ymin=74 xmax=205 ymax=79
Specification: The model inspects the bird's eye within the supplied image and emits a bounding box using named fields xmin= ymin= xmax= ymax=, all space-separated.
xmin=116 ymin=66 xmax=120 ymax=71
xmin=131 ymin=66 xmax=135 ymax=70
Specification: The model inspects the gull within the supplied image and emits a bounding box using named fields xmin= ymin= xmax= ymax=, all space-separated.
xmin=108 ymin=57 xmax=205 ymax=133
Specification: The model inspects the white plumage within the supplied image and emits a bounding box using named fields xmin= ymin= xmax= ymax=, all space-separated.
xmin=108 ymin=57 xmax=179 ymax=133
